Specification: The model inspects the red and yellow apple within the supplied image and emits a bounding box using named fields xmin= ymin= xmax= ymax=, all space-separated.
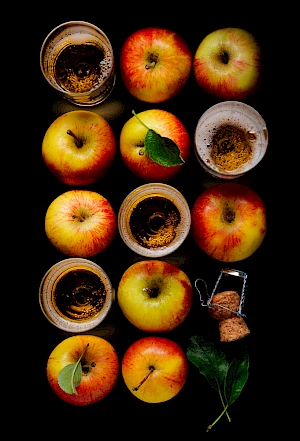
xmin=46 ymin=335 xmax=119 ymax=406
xmin=122 ymin=336 xmax=188 ymax=403
xmin=45 ymin=189 xmax=117 ymax=257
xmin=193 ymin=27 xmax=261 ymax=101
xmin=120 ymin=27 xmax=192 ymax=103
xmin=119 ymin=109 xmax=191 ymax=182
xmin=191 ymin=182 xmax=267 ymax=262
xmin=42 ymin=110 xmax=116 ymax=186
xmin=117 ymin=259 xmax=193 ymax=332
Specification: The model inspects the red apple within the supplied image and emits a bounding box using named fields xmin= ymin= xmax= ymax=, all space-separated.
xmin=42 ymin=110 xmax=116 ymax=186
xmin=120 ymin=27 xmax=192 ymax=103
xmin=45 ymin=189 xmax=117 ymax=257
xmin=191 ymin=182 xmax=267 ymax=262
xmin=117 ymin=259 xmax=193 ymax=332
xmin=122 ymin=336 xmax=188 ymax=403
xmin=119 ymin=109 xmax=191 ymax=182
xmin=193 ymin=27 xmax=261 ymax=100
xmin=46 ymin=335 xmax=119 ymax=405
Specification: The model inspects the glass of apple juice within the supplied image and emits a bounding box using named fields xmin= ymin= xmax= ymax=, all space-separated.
xmin=118 ymin=183 xmax=191 ymax=258
xmin=40 ymin=21 xmax=116 ymax=106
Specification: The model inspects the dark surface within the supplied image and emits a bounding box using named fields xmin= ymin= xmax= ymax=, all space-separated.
xmin=27 ymin=7 xmax=281 ymax=436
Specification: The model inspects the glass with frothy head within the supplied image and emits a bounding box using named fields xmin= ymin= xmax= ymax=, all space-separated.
xmin=194 ymin=101 xmax=268 ymax=179
xmin=118 ymin=183 xmax=191 ymax=258
xmin=40 ymin=21 xmax=116 ymax=106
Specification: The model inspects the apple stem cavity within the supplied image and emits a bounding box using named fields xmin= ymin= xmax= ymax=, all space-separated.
xmin=142 ymin=286 xmax=159 ymax=298
xmin=132 ymin=366 xmax=155 ymax=391
xmin=145 ymin=52 xmax=159 ymax=70
xmin=67 ymin=129 xmax=83 ymax=148
xmin=224 ymin=208 xmax=235 ymax=223
xmin=219 ymin=51 xmax=229 ymax=65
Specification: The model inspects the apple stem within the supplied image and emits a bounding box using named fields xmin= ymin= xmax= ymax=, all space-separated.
xmin=67 ymin=130 xmax=83 ymax=148
xmin=145 ymin=53 xmax=159 ymax=70
xmin=132 ymin=366 xmax=155 ymax=391
xmin=132 ymin=110 xmax=150 ymax=130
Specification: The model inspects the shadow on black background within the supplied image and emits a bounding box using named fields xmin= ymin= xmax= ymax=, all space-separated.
xmin=22 ymin=5 xmax=283 ymax=437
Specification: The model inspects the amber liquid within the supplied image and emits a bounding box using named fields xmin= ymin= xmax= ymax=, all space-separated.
xmin=129 ymin=196 xmax=181 ymax=249
xmin=210 ymin=124 xmax=255 ymax=171
xmin=53 ymin=269 xmax=107 ymax=322
xmin=54 ymin=43 xmax=113 ymax=94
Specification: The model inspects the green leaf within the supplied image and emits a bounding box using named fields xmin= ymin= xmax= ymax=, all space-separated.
xmin=145 ymin=129 xmax=184 ymax=167
xmin=58 ymin=363 xmax=82 ymax=395
xmin=186 ymin=335 xmax=229 ymax=390
xmin=225 ymin=351 xmax=249 ymax=405
xmin=57 ymin=343 xmax=89 ymax=395
xmin=132 ymin=110 xmax=184 ymax=167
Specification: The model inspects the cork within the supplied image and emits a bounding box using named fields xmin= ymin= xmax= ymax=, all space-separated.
xmin=219 ymin=316 xmax=250 ymax=342
xmin=208 ymin=290 xmax=250 ymax=342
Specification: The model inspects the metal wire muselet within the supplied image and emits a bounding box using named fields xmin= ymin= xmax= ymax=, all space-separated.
xmin=195 ymin=268 xmax=250 ymax=342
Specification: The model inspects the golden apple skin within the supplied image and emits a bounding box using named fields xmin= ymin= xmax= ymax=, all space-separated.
xmin=42 ymin=110 xmax=116 ymax=186
xmin=45 ymin=190 xmax=117 ymax=257
xmin=120 ymin=109 xmax=191 ymax=182
xmin=193 ymin=28 xmax=261 ymax=100
xmin=46 ymin=335 xmax=119 ymax=406
xmin=191 ymin=183 xmax=267 ymax=262
xmin=122 ymin=336 xmax=188 ymax=403
xmin=117 ymin=260 xmax=193 ymax=332
xmin=120 ymin=27 xmax=192 ymax=103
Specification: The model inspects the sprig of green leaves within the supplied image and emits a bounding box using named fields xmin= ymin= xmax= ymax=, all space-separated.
xmin=132 ymin=110 xmax=184 ymax=167
xmin=186 ymin=335 xmax=249 ymax=432
xmin=57 ymin=343 xmax=89 ymax=395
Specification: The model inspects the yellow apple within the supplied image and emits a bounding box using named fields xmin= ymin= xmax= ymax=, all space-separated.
xmin=42 ymin=110 xmax=116 ymax=186
xmin=117 ymin=259 xmax=193 ymax=332
xmin=120 ymin=27 xmax=192 ymax=103
xmin=46 ymin=335 xmax=119 ymax=405
xmin=122 ymin=336 xmax=188 ymax=403
xmin=119 ymin=109 xmax=191 ymax=182
xmin=191 ymin=182 xmax=267 ymax=262
xmin=193 ymin=27 xmax=261 ymax=100
xmin=45 ymin=189 xmax=117 ymax=257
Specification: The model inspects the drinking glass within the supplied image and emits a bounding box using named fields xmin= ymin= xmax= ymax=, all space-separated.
xmin=40 ymin=21 xmax=116 ymax=106
xmin=118 ymin=183 xmax=191 ymax=258
xmin=194 ymin=101 xmax=268 ymax=179
xmin=39 ymin=258 xmax=114 ymax=332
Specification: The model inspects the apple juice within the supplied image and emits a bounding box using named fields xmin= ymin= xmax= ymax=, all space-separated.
xmin=52 ymin=269 xmax=107 ymax=322
xmin=54 ymin=42 xmax=114 ymax=94
xmin=129 ymin=196 xmax=181 ymax=249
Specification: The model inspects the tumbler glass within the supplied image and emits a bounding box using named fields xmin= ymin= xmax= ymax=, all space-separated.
xmin=118 ymin=183 xmax=191 ymax=258
xmin=40 ymin=21 xmax=116 ymax=106
xmin=194 ymin=101 xmax=268 ymax=179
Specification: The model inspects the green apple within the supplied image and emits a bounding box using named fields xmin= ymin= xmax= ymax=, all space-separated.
xmin=42 ymin=110 xmax=116 ymax=186
xmin=117 ymin=259 xmax=193 ymax=332
xmin=193 ymin=27 xmax=261 ymax=100
xmin=122 ymin=336 xmax=188 ymax=403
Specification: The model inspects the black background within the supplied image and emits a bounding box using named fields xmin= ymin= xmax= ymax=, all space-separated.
xmin=27 ymin=6 xmax=282 ymax=437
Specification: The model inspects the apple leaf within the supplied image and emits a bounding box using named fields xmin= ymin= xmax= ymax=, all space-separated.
xmin=145 ymin=129 xmax=184 ymax=167
xmin=225 ymin=351 xmax=249 ymax=405
xmin=57 ymin=343 xmax=89 ymax=395
xmin=186 ymin=335 xmax=249 ymax=431
xmin=132 ymin=110 xmax=184 ymax=167
xmin=58 ymin=363 xmax=82 ymax=395
xmin=186 ymin=335 xmax=229 ymax=390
